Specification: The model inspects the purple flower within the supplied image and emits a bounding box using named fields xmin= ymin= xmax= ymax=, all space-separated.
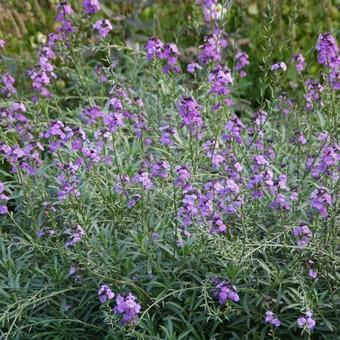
xmin=174 ymin=165 xmax=191 ymax=189
xmin=315 ymin=33 xmax=339 ymax=69
xmin=65 ymin=225 xmax=85 ymax=248
xmin=177 ymin=96 xmax=203 ymax=130
xmin=308 ymin=269 xmax=318 ymax=279
xmin=0 ymin=39 xmax=5 ymax=49
xmin=297 ymin=311 xmax=316 ymax=330
xmin=270 ymin=62 xmax=287 ymax=72
xmin=113 ymin=293 xmax=141 ymax=325
xmin=93 ymin=19 xmax=112 ymax=38
xmin=265 ymin=311 xmax=281 ymax=328
xmin=83 ymin=0 xmax=101 ymax=14
xmin=145 ymin=38 xmax=180 ymax=73
xmin=212 ymin=278 xmax=239 ymax=304
xmin=0 ymin=205 xmax=8 ymax=215
xmin=235 ymin=51 xmax=249 ymax=77
xmin=330 ymin=67 xmax=340 ymax=90
xmin=151 ymin=161 xmax=170 ymax=179
xmin=82 ymin=106 xmax=104 ymax=124
xmin=304 ymin=80 xmax=323 ymax=112
xmin=292 ymin=223 xmax=312 ymax=248
xmin=98 ymin=285 xmax=115 ymax=304
xmin=310 ymin=187 xmax=332 ymax=218
xmin=1 ymin=73 xmax=17 ymax=96
xmin=208 ymin=64 xmax=233 ymax=96
xmin=223 ymin=115 xmax=245 ymax=144
xmin=145 ymin=37 xmax=164 ymax=61
xmin=196 ymin=0 xmax=224 ymax=22
xmin=132 ymin=172 xmax=153 ymax=190
xmin=187 ymin=62 xmax=202 ymax=73
xmin=199 ymin=27 xmax=228 ymax=64
xmin=291 ymin=53 xmax=306 ymax=73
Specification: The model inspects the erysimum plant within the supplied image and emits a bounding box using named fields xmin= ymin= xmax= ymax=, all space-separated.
xmin=0 ymin=1 xmax=339 ymax=339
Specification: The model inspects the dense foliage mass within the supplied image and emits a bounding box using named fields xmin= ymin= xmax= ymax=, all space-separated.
xmin=0 ymin=1 xmax=339 ymax=339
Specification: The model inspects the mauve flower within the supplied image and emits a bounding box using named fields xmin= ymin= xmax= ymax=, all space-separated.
xmin=212 ymin=277 xmax=239 ymax=304
xmin=310 ymin=187 xmax=332 ymax=218
xmin=177 ymin=96 xmax=203 ymax=130
xmin=270 ymin=61 xmax=287 ymax=72
xmin=93 ymin=19 xmax=112 ymax=38
xmin=83 ymin=0 xmax=101 ymax=14
xmin=235 ymin=51 xmax=249 ymax=77
xmin=265 ymin=311 xmax=281 ymax=328
xmin=292 ymin=223 xmax=312 ymax=248
xmin=199 ymin=27 xmax=228 ymax=64
xmin=316 ymin=33 xmax=339 ymax=69
xmin=98 ymin=285 xmax=115 ymax=304
xmin=65 ymin=225 xmax=85 ymax=248
xmin=297 ymin=311 xmax=316 ymax=330
xmin=1 ymin=73 xmax=17 ymax=96
xmin=0 ymin=205 xmax=8 ymax=215
xmin=113 ymin=293 xmax=141 ymax=325
xmin=0 ymin=39 xmax=5 ymax=48
xmin=308 ymin=269 xmax=318 ymax=279
xmin=291 ymin=53 xmax=306 ymax=73
xmin=187 ymin=62 xmax=202 ymax=73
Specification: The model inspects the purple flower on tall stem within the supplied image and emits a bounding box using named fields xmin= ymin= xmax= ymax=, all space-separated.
xmin=199 ymin=27 xmax=228 ymax=64
xmin=0 ymin=39 xmax=5 ymax=49
xmin=310 ymin=187 xmax=332 ymax=218
xmin=177 ymin=96 xmax=203 ymax=130
xmin=83 ymin=0 xmax=101 ymax=14
xmin=315 ymin=33 xmax=339 ymax=69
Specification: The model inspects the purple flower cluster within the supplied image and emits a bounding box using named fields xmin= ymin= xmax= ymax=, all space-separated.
xmin=98 ymin=285 xmax=115 ymax=304
xmin=310 ymin=187 xmax=332 ymax=218
xmin=223 ymin=115 xmax=245 ymax=144
xmin=270 ymin=61 xmax=287 ymax=72
xmin=304 ymin=79 xmax=324 ymax=112
xmin=196 ymin=0 xmax=222 ymax=22
xmin=0 ymin=182 xmax=9 ymax=215
xmin=315 ymin=33 xmax=340 ymax=90
xmin=151 ymin=161 xmax=170 ymax=179
xmin=199 ymin=27 xmax=228 ymax=64
xmin=291 ymin=53 xmax=306 ymax=74
xmin=208 ymin=64 xmax=233 ymax=96
xmin=65 ymin=225 xmax=85 ymax=248
xmin=297 ymin=311 xmax=316 ymax=331
xmin=145 ymin=37 xmax=180 ymax=74
xmin=235 ymin=51 xmax=249 ymax=77
xmin=177 ymin=96 xmax=203 ymax=132
xmin=1 ymin=73 xmax=16 ymax=96
xmin=0 ymin=39 xmax=4 ymax=48
xmin=310 ymin=143 xmax=339 ymax=180
xmin=93 ymin=19 xmax=112 ymax=38
xmin=113 ymin=293 xmax=141 ymax=325
xmin=265 ymin=311 xmax=281 ymax=327
xmin=83 ymin=0 xmax=101 ymax=15
xmin=212 ymin=278 xmax=240 ymax=304
xmin=28 ymin=45 xmax=57 ymax=97
xmin=132 ymin=172 xmax=153 ymax=190
xmin=292 ymin=223 xmax=312 ymax=248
